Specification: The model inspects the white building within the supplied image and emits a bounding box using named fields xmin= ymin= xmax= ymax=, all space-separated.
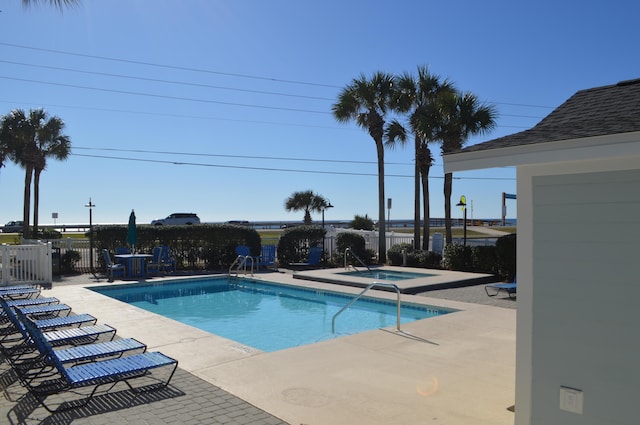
xmin=444 ymin=78 xmax=640 ymax=425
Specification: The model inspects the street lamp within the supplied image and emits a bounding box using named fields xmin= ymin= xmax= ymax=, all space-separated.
xmin=85 ymin=198 xmax=97 ymax=279
xmin=321 ymin=201 xmax=334 ymax=257
xmin=456 ymin=195 xmax=467 ymax=246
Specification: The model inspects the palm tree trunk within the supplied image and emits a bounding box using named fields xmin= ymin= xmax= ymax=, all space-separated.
xmin=420 ymin=165 xmax=431 ymax=251
xmin=444 ymin=172 xmax=453 ymax=245
xmin=413 ymin=137 xmax=421 ymax=249
xmin=376 ymin=139 xmax=386 ymax=264
xmin=33 ymin=168 xmax=42 ymax=236
xmin=22 ymin=166 xmax=33 ymax=239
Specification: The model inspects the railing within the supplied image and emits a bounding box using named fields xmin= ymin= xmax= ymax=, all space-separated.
xmin=343 ymin=247 xmax=371 ymax=272
xmin=331 ymin=282 xmax=401 ymax=334
xmin=228 ymin=255 xmax=254 ymax=277
xmin=0 ymin=242 xmax=52 ymax=286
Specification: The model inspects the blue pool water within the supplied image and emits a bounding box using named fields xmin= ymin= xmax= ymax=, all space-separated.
xmin=339 ymin=269 xmax=434 ymax=281
xmin=91 ymin=278 xmax=452 ymax=352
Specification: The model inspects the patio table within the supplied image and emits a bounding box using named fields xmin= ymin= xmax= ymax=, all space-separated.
xmin=114 ymin=254 xmax=152 ymax=279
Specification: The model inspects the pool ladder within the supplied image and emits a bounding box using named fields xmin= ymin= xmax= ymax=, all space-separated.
xmin=343 ymin=247 xmax=371 ymax=272
xmin=228 ymin=255 xmax=254 ymax=277
xmin=331 ymin=282 xmax=401 ymax=334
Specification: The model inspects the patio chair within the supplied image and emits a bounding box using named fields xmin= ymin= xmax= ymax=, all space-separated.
xmin=234 ymin=245 xmax=256 ymax=271
xmin=146 ymin=246 xmax=163 ymax=276
xmin=12 ymin=308 xmax=146 ymax=381
xmin=0 ymin=286 xmax=41 ymax=300
xmin=115 ymin=247 xmax=131 ymax=255
xmin=485 ymin=278 xmax=517 ymax=299
xmin=290 ymin=246 xmax=323 ymax=268
xmin=20 ymin=315 xmax=178 ymax=412
xmin=257 ymin=245 xmax=277 ymax=271
xmin=160 ymin=246 xmax=176 ymax=273
xmin=102 ymin=249 xmax=125 ymax=282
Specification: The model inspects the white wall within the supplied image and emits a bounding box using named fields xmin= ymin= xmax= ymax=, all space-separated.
xmin=516 ymin=157 xmax=640 ymax=425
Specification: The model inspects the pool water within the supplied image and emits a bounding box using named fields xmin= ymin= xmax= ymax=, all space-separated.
xmin=91 ymin=278 xmax=452 ymax=352
xmin=339 ymin=269 xmax=434 ymax=281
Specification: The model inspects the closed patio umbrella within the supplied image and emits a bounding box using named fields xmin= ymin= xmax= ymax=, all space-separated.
xmin=126 ymin=209 xmax=137 ymax=253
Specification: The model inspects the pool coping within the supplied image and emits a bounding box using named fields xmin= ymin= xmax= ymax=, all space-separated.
xmin=44 ymin=271 xmax=516 ymax=425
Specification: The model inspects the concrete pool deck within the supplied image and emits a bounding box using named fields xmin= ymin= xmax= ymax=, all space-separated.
xmin=1 ymin=271 xmax=515 ymax=424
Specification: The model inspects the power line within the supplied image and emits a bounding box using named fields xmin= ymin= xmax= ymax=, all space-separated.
xmin=71 ymin=152 xmax=516 ymax=180
xmin=0 ymin=76 xmax=331 ymax=114
xmin=0 ymin=42 xmax=342 ymax=89
xmin=0 ymin=59 xmax=335 ymax=101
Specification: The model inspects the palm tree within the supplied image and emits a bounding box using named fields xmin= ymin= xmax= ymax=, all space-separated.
xmin=20 ymin=0 xmax=80 ymax=10
xmin=436 ymin=91 xmax=497 ymax=245
xmin=332 ymin=72 xmax=395 ymax=263
xmin=0 ymin=108 xmax=71 ymax=238
xmin=284 ymin=190 xmax=329 ymax=224
xmin=32 ymin=114 xmax=71 ymax=234
xmin=386 ymin=66 xmax=455 ymax=250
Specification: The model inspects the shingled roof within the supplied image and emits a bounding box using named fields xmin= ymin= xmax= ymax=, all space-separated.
xmin=457 ymin=78 xmax=640 ymax=154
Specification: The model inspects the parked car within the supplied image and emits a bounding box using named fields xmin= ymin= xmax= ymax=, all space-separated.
xmin=151 ymin=213 xmax=200 ymax=226
xmin=2 ymin=220 xmax=24 ymax=233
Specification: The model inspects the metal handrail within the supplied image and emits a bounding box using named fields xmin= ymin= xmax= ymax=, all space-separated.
xmin=228 ymin=255 xmax=254 ymax=277
xmin=343 ymin=247 xmax=371 ymax=272
xmin=331 ymin=282 xmax=401 ymax=334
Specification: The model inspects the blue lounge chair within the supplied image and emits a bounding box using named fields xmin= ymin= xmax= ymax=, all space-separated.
xmin=13 ymin=309 xmax=146 ymax=378
xmin=290 ymin=246 xmax=323 ymax=268
xmin=102 ymin=249 xmax=125 ymax=282
xmin=0 ymin=286 xmax=41 ymax=300
xmin=20 ymin=313 xmax=178 ymax=412
xmin=485 ymin=279 xmax=517 ymax=299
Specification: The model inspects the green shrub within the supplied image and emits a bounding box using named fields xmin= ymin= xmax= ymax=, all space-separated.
xmin=37 ymin=228 xmax=62 ymax=239
xmin=387 ymin=243 xmax=442 ymax=269
xmin=471 ymin=245 xmax=497 ymax=274
xmin=495 ymin=233 xmax=516 ymax=281
xmin=335 ymin=232 xmax=373 ymax=265
xmin=94 ymin=224 xmax=261 ymax=270
xmin=443 ymin=243 xmax=473 ymax=271
xmin=276 ymin=225 xmax=326 ymax=265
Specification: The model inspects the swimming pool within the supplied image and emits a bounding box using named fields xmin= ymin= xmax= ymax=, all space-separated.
xmin=338 ymin=269 xmax=434 ymax=281
xmin=91 ymin=278 xmax=452 ymax=352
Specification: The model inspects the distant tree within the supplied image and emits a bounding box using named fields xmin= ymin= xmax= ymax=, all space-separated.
xmin=284 ymin=190 xmax=329 ymax=224
xmin=333 ymin=72 xmax=396 ymax=263
xmin=0 ymin=108 xmax=71 ymax=238
xmin=350 ymin=214 xmax=375 ymax=231
xmin=435 ymin=91 xmax=496 ymax=245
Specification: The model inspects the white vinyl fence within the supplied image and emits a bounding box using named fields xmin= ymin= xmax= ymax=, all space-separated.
xmin=0 ymin=242 xmax=52 ymax=286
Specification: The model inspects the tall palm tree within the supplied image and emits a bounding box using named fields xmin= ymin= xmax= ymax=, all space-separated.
xmin=0 ymin=108 xmax=71 ymax=238
xmin=284 ymin=190 xmax=329 ymax=224
xmin=32 ymin=115 xmax=71 ymax=234
xmin=386 ymin=66 xmax=455 ymax=250
xmin=332 ymin=72 xmax=395 ymax=263
xmin=436 ymin=91 xmax=497 ymax=245
xmin=20 ymin=0 xmax=80 ymax=10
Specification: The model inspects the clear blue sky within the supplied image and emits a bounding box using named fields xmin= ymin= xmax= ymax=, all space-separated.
xmin=1 ymin=0 xmax=638 ymax=225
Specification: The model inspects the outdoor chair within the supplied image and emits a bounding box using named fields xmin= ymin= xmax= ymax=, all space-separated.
xmin=0 ymin=286 xmax=41 ymax=300
xmin=115 ymin=247 xmax=131 ymax=255
xmin=234 ymin=245 xmax=256 ymax=271
xmin=10 ymin=308 xmax=147 ymax=383
xmin=20 ymin=313 xmax=178 ymax=413
xmin=290 ymin=246 xmax=323 ymax=268
xmin=102 ymin=249 xmax=125 ymax=282
xmin=146 ymin=247 xmax=163 ymax=276
xmin=160 ymin=246 xmax=176 ymax=273
xmin=485 ymin=278 xmax=517 ymax=299
xmin=257 ymin=245 xmax=277 ymax=270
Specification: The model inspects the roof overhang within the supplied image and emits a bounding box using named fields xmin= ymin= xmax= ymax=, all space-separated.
xmin=443 ymin=131 xmax=640 ymax=173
